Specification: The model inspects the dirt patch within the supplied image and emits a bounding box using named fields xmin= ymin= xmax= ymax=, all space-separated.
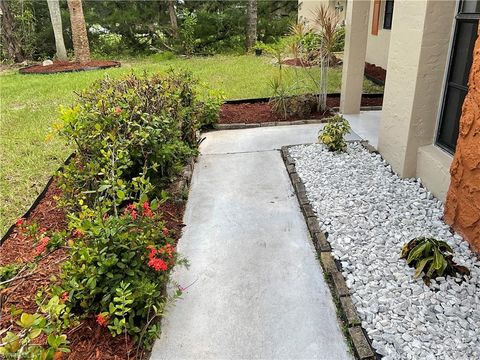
xmin=364 ymin=62 xmax=386 ymax=83
xmin=19 ymin=60 xmax=120 ymax=74
xmin=0 ymin=180 xmax=186 ymax=359
xmin=219 ymin=95 xmax=383 ymax=124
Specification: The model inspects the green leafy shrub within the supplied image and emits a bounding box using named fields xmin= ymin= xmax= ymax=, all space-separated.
xmin=401 ymin=237 xmax=470 ymax=284
xmin=55 ymin=71 xmax=221 ymax=213
xmin=60 ymin=199 xmax=187 ymax=345
xmin=0 ymin=296 xmax=73 ymax=359
xmin=318 ymin=115 xmax=351 ymax=152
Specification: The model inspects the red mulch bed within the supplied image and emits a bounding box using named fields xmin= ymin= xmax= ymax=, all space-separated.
xmin=218 ymin=95 xmax=383 ymax=124
xmin=19 ymin=60 xmax=120 ymax=74
xmin=0 ymin=180 xmax=186 ymax=360
xmin=281 ymin=58 xmax=316 ymax=67
xmin=364 ymin=62 xmax=386 ymax=83
xmin=219 ymin=102 xmax=331 ymax=124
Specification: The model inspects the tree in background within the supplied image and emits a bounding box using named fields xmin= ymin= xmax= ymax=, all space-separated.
xmin=46 ymin=0 xmax=67 ymax=60
xmin=245 ymin=0 xmax=257 ymax=51
xmin=67 ymin=0 xmax=90 ymax=62
xmin=0 ymin=0 xmax=25 ymax=62
xmin=168 ymin=0 xmax=178 ymax=38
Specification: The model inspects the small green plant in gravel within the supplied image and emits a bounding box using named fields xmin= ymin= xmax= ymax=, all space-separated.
xmin=318 ymin=115 xmax=351 ymax=152
xmin=401 ymin=237 xmax=470 ymax=284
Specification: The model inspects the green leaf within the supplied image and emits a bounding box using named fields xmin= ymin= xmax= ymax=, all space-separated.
xmin=414 ymin=256 xmax=433 ymax=278
xmin=116 ymin=190 xmax=125 ymax=200
xmin=433 ymin=248 xmax=444 ymax=270
xmin=29 ymin=328 xmax=42 ymax=339
xmin=407 ymin=243 xmax=427 ymax=264
xmin=19 ymin=313 xmax=35 ymax=328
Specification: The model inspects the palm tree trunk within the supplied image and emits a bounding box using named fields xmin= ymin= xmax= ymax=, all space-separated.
xmin=245 ymin=0 xmax=257 ymax=51
xmin=168 ymin=0 xmax=178 ymax=38
xmin=67 ymin=0 xmax=90 ymax=63
xmin=0 ymin=0 xmax=25 ymax=62
xmin=47 ymin=0 xmax=68 ymax=60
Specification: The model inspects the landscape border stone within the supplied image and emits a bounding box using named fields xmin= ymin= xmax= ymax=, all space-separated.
xmin=281 ymin=143 xmax=379 ymax=360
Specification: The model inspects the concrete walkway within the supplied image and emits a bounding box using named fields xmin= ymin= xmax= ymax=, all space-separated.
xmin=151 ymin=124 xmax=357 ymax=359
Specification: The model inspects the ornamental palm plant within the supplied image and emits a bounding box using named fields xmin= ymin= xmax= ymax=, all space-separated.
xmin=311 ymin=5 xmax=342 ymax=111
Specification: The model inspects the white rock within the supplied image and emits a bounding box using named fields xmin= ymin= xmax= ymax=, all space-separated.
xmin=288 ymin=143 xmax=480 ymax=360
xmin=42 ymin=59 xmax=54 ymax=66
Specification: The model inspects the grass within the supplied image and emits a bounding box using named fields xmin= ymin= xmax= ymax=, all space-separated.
xmin=0 ymin=54 xmax=383 ymax=236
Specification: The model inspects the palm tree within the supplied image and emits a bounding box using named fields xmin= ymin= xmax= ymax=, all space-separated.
xmin=47 ymin=0 xmax=67 ymax=60
xmin=67 ymin=0 xmax=90 ymax=62
xmin=245 ymin=0 xmax=257 ymax=51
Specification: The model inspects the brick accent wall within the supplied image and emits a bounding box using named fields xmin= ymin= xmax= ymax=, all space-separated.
xmin=444 ymin=25 xmax=480 ymax=252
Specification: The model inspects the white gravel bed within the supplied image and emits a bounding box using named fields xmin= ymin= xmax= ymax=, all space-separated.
xmin=288 ymin=142 xmax=480 ymax=360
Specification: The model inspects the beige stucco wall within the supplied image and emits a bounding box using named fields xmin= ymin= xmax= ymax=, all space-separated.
xmin=298 ymin=0 xmax=346 ymax=25
xmin=378 ymin=0 xmax=456 ymax=184
xmin=365 ymin=0 xmax=391 ymax=69
xmin=416 ymin=145 xmax=453 ymax=201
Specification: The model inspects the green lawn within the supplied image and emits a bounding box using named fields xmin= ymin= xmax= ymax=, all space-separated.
xmin=0 ymin=54 xmax=382 ymax=236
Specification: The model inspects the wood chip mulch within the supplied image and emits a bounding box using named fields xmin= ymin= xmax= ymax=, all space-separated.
xmin=364 ymin=62 xmax=387 ymax=83
xmin=0 ymin=180 xmax=186 ymax=359
xmin=218 ymin=95 xmax=383 ymax=124
xmin=19 ymin=60 xmax=120 ymax=74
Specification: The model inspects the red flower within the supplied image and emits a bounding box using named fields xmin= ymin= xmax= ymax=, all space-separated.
xmin=131 ymin=210 xmax=138 ymax=220
xmin=124 ymin=204 xmax=138 ymax=220
xmin=114 ymin=107 xmax=122 ymax=114
xmin=162 ymin=227 xmax=169 ymax=236
xmin=60 ymin=292 xmax=69 ymax=301
xmin=147 ymin=246 xmax=170 ymax=271
xmin=73 ymin=229 xmax=85 ymax=238
xmin=35 ymin=236 xmax=50 ymax=255
xmin=142 ymin=202 xmax=154 ymax=218
xmin=16 ymin=218 xmax=25 ymax=227
xmin=96 ymin=313 xmax=109 ymax=327
xmin=148 ymin=257 xmax=168 ymax=271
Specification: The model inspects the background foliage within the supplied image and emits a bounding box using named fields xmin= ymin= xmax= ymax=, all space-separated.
xmin=1 ymin=0 xmax=298 ymax=61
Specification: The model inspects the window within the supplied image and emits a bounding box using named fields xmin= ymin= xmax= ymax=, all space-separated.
xmin=383 ymin=0 xmax=394 ymax=29
xmin=436 ymin=0 xmax=479 ymax=153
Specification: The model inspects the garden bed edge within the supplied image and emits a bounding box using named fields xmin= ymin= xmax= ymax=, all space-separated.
xmin=281 ymin=141 xmax=379 ymax=360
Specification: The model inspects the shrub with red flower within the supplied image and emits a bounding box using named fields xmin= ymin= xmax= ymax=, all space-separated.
xmin=162 ymin=227 xmax=169 ymax=236
xmin=147 ymin=244 xmax=176 ymax=272
xmin=72 ymin=229 xmax=85 ymax=238
xmin=142 ymin=201 xmax=154 ymax=218
xmin=16 ymin=218 xmax=26 ymax=227
xmin=60 ymin=292 xmax=69 ymax=302
xmin=35 ymin=236 xmax=51 ymax=255
xmin=124 ymin=203 xmax=138 ymax=220
xmin=96 ymin=313 xmax=109 ymax=327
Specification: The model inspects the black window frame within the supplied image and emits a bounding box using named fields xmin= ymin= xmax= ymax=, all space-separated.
xmin=436 ymin=0 xmax=479 ymax=154
xmin=383 ymin=0 xmax=394 ymax=29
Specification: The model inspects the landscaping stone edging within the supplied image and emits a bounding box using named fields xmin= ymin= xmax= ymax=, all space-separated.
xmin=281 ymin=142 xmax=379 ymax=360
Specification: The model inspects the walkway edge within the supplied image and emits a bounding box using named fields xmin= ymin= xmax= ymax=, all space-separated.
xmin=281 ymin=143 xmax=379 ymax=360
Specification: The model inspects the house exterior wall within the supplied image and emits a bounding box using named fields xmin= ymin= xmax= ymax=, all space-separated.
xmin=365 ymin=0 xmax=391 ymax=69
xmin=444 ymin=27 xmax=480 ymax=252
xmin=377 ymin=0 xmax=456 ymax=192
xmin=298 ymin=0 xmax=346 ymax=26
